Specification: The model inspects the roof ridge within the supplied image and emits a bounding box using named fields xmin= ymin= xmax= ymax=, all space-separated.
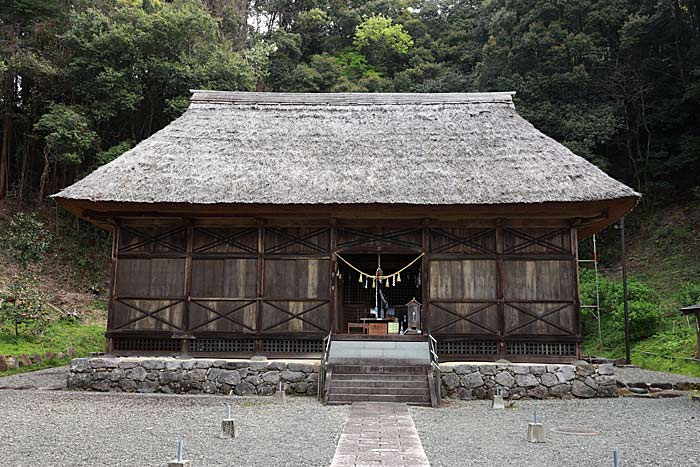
xmin=188 ymin=90 xmax=516 ymax=106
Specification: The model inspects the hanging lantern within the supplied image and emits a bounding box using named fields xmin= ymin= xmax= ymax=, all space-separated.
xmin=358 ymin=273 xmax=363 ymax=283
xmin=372 ymin=279 xmax=376 ymax=288
xmin=397 ymin=272 xmax=401 ymax=283
xmin=385 ymin=278 xmax=390 ymax=287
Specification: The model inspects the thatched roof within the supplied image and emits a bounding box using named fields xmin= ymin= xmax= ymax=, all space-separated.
xmin=54 ymin=91 xmax=639 ymax=207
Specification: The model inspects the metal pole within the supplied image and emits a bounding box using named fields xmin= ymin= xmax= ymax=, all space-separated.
xmin=621 ymin=217 xmax=631 ymax=364
xmin=593 ymin=234 xmax=603 ymax=352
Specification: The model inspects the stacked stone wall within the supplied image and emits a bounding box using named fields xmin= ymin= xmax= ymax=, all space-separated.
xmin=68 ymin=357 xmax=616 ymax=400
xmin=68 ymin=358 xmax=319 ymax=396
xmin=439 ymin=362 xmax=617 ymax=400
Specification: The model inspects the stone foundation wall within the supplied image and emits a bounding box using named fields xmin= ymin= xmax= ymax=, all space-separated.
xmin=68 ymin=357 xmax=319 ymax=396
xmin=69 ymin=357 xmax=615 ymax=400
xmin=438 ymin=361 xmax=617 ymax=400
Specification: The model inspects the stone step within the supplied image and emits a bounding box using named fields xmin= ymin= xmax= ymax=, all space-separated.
xmin=331 ymin=373 xmax=427 ymax=381
xmin=327 ymin=393 xmax=431 ymax=404
xmin=330 ymin=364 xmax=430 ymax=375
xmin=330 ymin=379 xmax=423 ymax=388
xmin=328 ymin=386 xmax=430 ymax=395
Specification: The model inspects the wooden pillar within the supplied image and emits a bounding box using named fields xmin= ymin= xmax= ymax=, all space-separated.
xmin=421 ymin=221 xmax=430 ymax=334
xmin=106 ymin=220 xmax=120 ymax=354
xmin=495 ymin=220 xmax=506 ymax=356
xmin=570 ymin=225 xmax=582 ymax=359
xmin=255 ymin=219 xmax=265 ymax=353
xmin=329 ymin=220 xmax=337 ymax=334
xmin=181 ymin=219 xmax=194 ymax=356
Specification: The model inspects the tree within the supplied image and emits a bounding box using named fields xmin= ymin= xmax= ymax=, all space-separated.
xmin=0 ymin=0 xmax=699 ymax=207
xmin=0 ymin=273 xmax=48 ymax=337
xmin=353 ymin=14 xmax=413 ymax=75
xmin=34 ymin=104 xmax=98 ymax=201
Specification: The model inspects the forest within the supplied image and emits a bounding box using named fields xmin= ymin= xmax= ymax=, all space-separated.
xmin=1 ymin=1 xmax=700 ymax=373
xmin=1 ymin=0 xmax=699 ymax=205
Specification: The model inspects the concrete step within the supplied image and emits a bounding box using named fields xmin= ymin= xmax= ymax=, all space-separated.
xmin=330 ymin=379 xmax=423 ymax=388
xmin=328 ymin=341 xmax=431 ymax=366
xmin=327 ymin=393 xmax=431 ymax=404
xmin=330 ymin=364 xmax=430 ymax=375
xmin=328 ymin=386 xmax=430 ymax=395
xmin=331 ymin=373 xmax=427 ymax=381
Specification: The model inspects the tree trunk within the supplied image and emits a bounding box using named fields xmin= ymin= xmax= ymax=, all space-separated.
xmin=38 ymin=147 xmax=50 ymax=204
xmin=0 ymin=103 xmax=12 ymax=200
xmin=17 ymin=137 xmax=30 ymax=207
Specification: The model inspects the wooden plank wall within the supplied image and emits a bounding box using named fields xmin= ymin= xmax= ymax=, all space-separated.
xmin=106 ymin=218 xmax=581 ymax=361
xmin=107 ymin=220 xmax=332 ymax=355
xmin=427 ymin=225 xmax=580 ymax=361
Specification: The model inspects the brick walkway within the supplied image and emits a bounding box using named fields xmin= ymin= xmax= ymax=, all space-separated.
xmin=330 ymin=402 xmax=430 ymax=467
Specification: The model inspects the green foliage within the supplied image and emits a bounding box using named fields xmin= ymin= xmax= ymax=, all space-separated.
xmin=3 ymin=0 xmax=699 ymax=204
xmin=335 ymin=49 xmax=376 ymax=80
xmin=354 ymin=14 xmax=413 ymax=74
xmin=0 ymin=274 xmax=48 ymax=337
xmin=92 ymin=141 xmax=133 ymax=170
xmin=0 ymin=212 xmax=52 ymax=264
xmin=580 ymin=268 xmax=663 ymax=346
xmin=61 ymin=1 xmax=254 ymax=136
xmin=354 ymin=14 xmax=413 ymax=55
xmin=678 ymin=282 xmax=700 ymax=307
xmin=0 ymin=320 xmax=105 ymax=375
xmin=633 ymin=327 xmax=700 ymax=377
xmin=34 ymin=105 xmax=98 ymax=166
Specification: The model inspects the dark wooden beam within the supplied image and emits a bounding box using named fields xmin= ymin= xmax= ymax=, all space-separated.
xmin=329 ymin=219 xmax=337 ymax=334
xmin=496 ymin=221 xmax=506 ymax=356
xmin=421 ymin=221 xmax=430 ymax=334
xmin=181 ymin=219 xmax=194 ymax=356
xmin=255 ymin=219 xmax=264 ymax=353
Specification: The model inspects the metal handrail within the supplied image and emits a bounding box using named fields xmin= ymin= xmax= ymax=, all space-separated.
xmin=428 ymin=333 xmax=441 ymax=404
xmin=318 ymin=329 xmax=333 ymax=402
xmin=428 ymin=333 xmax=439 ymax=365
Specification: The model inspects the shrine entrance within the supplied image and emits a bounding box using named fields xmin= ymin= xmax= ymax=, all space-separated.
xmin=336 ymin=253 xmax=424 ymax=336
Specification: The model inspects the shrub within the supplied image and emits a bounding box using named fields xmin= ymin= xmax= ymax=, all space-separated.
xmin=0 ymin=212 xmax=52 ymax=264
xmin=678 ymin=282 xmax=700 ymax=307
xmin=579 ymin=267 xmax=662 ymax=345
xmin=0 ymin=274 xmax=49 ymax=337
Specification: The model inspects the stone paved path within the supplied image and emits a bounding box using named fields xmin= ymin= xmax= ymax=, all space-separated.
xmin=330 ymin=402 xmax=430 ymax=467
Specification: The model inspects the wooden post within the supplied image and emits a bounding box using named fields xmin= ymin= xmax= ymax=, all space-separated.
xmin=570 ymin=225 xmax=582 ymax=359
xmin=181 ymin=219 xmax=194 ymax=356
xmin=681 ymin=306 xmax=700 ymax=361
xmin=695 ymin=312 xmax=700 ymax=361
xmin=495 ymin=220 xmax=505 ymax=356
xmin=255 ymin=219 xmax=265 ymax=354
xmin=329 ymin=220 xmax=337 ymax=334
xmin=695 ymin=310 xmax=700 ymax=360
xmin=106 ymin=220 xmax=120 ymax=353
xmin=421 ymin=221 xmax=430 ymax=334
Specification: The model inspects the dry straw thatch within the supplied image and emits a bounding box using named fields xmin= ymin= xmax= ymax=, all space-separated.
xmin=54 ymin=91 xmax=639 ymax=206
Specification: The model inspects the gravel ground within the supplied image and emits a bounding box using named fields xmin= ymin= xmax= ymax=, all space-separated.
xmin=411 ymin=397 xmax=700 ymax=467
xmin=615 ymin=366 xmax=700 ymax=385
xmin=4 ymin=365 xmax=700 ymax=466
xmin=0 ymin=365 xmax=69 ymax=389
xmin=0 ymin=390 xmax=348 ymax=467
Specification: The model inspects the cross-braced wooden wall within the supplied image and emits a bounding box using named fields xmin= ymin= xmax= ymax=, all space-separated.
xmin=105 ymin=218 xmax=580 ymax=362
